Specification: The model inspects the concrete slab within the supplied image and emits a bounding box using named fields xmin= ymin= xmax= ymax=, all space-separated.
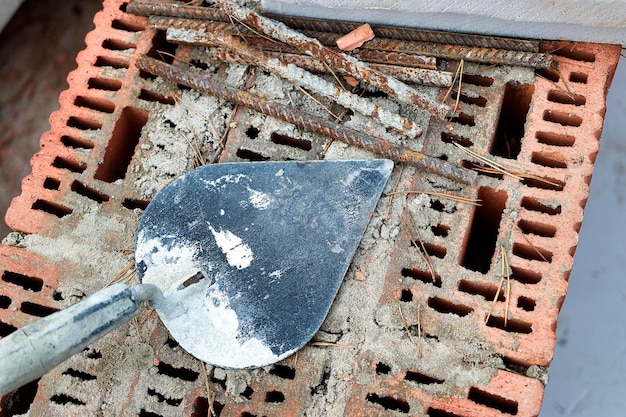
xmin=262 ymin=0 xmax=626 ymax=46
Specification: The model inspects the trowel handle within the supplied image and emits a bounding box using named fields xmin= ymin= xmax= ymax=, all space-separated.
xmin=0 ymin=282 xmax=160 ymax=395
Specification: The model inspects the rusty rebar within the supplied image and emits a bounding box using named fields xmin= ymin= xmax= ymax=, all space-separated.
xmin=266 ymin=14 xmax=541 ymax=53
xmin=135 ymin=55 xmax=476 ymax=184
xmin=219 ymin=1 xmax=452 ymax=119
xmin=169 ymin=28 xmax=423 ymax=137
xmin=163 ymin=21 xmax=452 ymax=87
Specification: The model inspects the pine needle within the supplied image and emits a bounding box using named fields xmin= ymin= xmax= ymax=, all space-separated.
xmin=310 ymin=341 xmax=356 ymax=349
xmin=402 ymin=217 xmax=436 ymax=283
xmin=387 ymin=190 xmax=481 ymax=206
xmin=200 ymin=361 xmax=216 ymax=417
xmin=452 ymin=142 xmax=523 ymax=180
xmin=398 ymin=304 xmax=421 ymax=357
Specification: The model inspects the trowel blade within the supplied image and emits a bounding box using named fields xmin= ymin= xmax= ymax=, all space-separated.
xmin=135 ymin=159 xmax=393 ymax=368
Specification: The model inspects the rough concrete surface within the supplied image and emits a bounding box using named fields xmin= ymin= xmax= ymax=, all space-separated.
xmin=262 ymin=0 xmax=626 ymax=46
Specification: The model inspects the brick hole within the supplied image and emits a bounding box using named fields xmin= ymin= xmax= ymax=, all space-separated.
xmin=536 ymin=67 xmax=560 ymax=83
xmin=517 ymin=296 xmax=536 ymax=312
xmin=486 ymin=315 xmax=532 ymax=334
xmin=164 ymin=337 xmax=179 ymax=348
xmin=74 ymin=95 xmax=115 ymax=114
xmin=139 ymin=69 xmax=157 ymax=80
xmin=62 ymin=368 xmax=97 ymax=381
xmin=211 ymin=372 xmax=227 ymax=390
xmin=510 ymin=266 xmax=542 ymax=284
xmin=568 ymin=245 xmax=577 ymax=257
xmin=365 ymin=393 xmax=410 ymax=413
xmin=20 ymin=302 xmax=59 ymax=317
xmin=2 ymin=271 xmax=43 ymax=292
xmin=462 ymin=160 xmax=503 ymax=180
xmin=0 ymin=379 xmax=39 ymax=415
xmin=156 ymin=361 xmax=199 ymax=382
xmin=52 ymin=156 xmax=87 ymax=173
xmin=552 ymin=45 xmax=595 ymax=62
xmin=439 ymin=154 xmax=448 ymax=161
xmin=459 ymin=93 xmax=487 ymax=107
xmin=535 ymin=131 xmax=575 ymax=147
xmin=264 ymin=390 xmax=285 ymax=403
xmin=491 ymin=82 xmax=534 ymax=159
xmin=61 ymin=134 xmax=95 ymax=149
xmin=522 ymin=176 xmax=564 ymax=191
xmin=400 ymin=289 xmax=413 ymax=302
xmin=50 ymin=393 xmax=85 ymax=406
xmin=271 ymin=132 xmax=312 ymax=151
xmin=139 ymin=410 xmax=162 ymax=417
xmin=569 ymin=72 xmax=588 ymax=84
xmin=404 ymin=370 xmax=443 ymax=385
xmin=147 ymin=388 xmax=183 ymax=407
xmin=95 ymin=106 xmax=148 ymax=182
xmin=71 ymin=181 xmax=110 ymax=203
xmin=512 ymin=242 xmax=553 ymax=263
xmin=441 ymin=131 xmax=473 ymax=147
xmin=43 ymin=177 xmax=61 ymax=190
xmin=147 ymin=31 xmax=177 ymax=64
xmin=589 ymin=150 xmax=598 ymax=163
xmin=467 ymin=387 xmax=519 ymax=415
xmin=427 ymin=407 xmax=464 ymax=417
xmin=191 ymin=59 xmax=211 ymax=71
xmin=462 ymin=73 xmax=494 ymax=87
xmin=241 ymin=385 xmax=254 ymax=400
xmin=573 ymin=221 xmax=582 ymax=233
xmin=21 ymin=192 xmax=55 ymax=223
xmin=502 ymin=356 xmax=531 ymax=375
xmin=430 ymin=198 xmax=456 ymax=214
xmin=584 ymin=174 xmax=593 ymax=186
xmin=376 ymin=362 xmax=392 ymax=375
xmin=517 ymin=219 xmax=556 ymax=238
xmin=520 ymin=197 xmax=561 ymax=215
xmin=449 ymin=112 xmax=475 ymax=127
xmin=547 ymin=89 xmax=586 ymax=106
xmin=401 ymin=267 xmax=442 ymax=288
xmin=0 ymin=295 xmax=10 ymax=309
xmin=111 ymin=18 xmax=146 ymax=32
xmin=543 ymin=109 xmax=582 ymax=127
xmin=458 ymin=279 xmax=505 ymax=301
xmin=461 ymin=187 xmax=508 ymax=274
xmin=139 ymin=89 xmax=175 ymax=105
xmin=122 ymin=198 xmax=150 ymax=210
xmin=0 ymin=320 xmax=17 ymax=337
xmin=88 ymin=77 xmax=122 ymax=91
xmin=102 ymin=38 xmax=137 ymax=51
xmin=427 ymin=296 xmax=473 ymax=317
xmin=94 ymin=55 xmax=130 ymax=69
xmin=531 ymin=151 xmax=567 ymax=169
xmin=84 ymin=348 xmax=102 ymax=359
xmin=236 ymin=148 xmax=271 ymax=161
xmin=119 ymin=2 xmax=128 ymax=12
xmin=410 ymin=241 xmax=447 ymax=259
xmin=67 ymin=115 xmax=103 ymax=130
xmin=240 ymin=413 xmax=257 ymax=417
xmin=269 ymin=364 xmax=296 ymax=380
xmin=579 ymin=197 xmax=588 ymax=209
xmin=246 ymin=126 xmax=260 ymax=139
xmin=431 ymin=224 xmax=449 ymax=237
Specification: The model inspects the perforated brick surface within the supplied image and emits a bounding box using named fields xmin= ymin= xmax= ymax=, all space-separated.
xmin=0 ymin=1 xmax=621 ymax=416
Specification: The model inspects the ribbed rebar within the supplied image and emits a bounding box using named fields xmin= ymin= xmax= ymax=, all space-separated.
xmin=266 ymin=14 xmax=541 ymax=52
xmin=219 ymin=1 xmax=452 ymax=119
xmin=135 ymin=55 xmax=476 ymax=184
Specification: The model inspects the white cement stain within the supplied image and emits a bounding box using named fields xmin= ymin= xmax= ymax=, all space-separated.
xmin=207 ymin=223 xmax=254 ymax=269
xmin=246 ymin=186 xmax=271 ymax=210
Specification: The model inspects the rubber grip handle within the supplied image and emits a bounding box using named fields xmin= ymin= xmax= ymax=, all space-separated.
xmin=0 ymin=282 xmax=157 ymax=395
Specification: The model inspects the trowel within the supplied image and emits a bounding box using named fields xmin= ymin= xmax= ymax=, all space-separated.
xmin=0 ymin=159 xmax=393 ymax=394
